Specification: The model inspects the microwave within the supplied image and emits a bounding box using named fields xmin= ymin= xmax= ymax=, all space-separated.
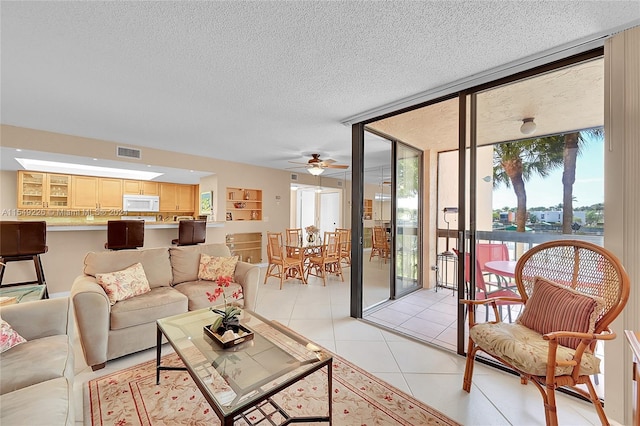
xmin=123 ymin=195 xmax=160 ymax=212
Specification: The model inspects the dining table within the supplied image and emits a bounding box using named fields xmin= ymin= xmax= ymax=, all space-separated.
xmin=284 ymin=241 xmax=325 ymax=277
xmin=484 ymin=260 xmax=517 ymax=289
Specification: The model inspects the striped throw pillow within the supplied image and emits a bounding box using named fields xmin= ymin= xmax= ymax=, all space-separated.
xmin=517 ymin=276 xmax=605 ymax=349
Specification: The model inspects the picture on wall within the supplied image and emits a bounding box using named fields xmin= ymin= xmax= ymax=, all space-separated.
xmin=200 ymin=191 xmax=213 ymax=215
xmin=226 ymin=212 xmax=233 ymax=221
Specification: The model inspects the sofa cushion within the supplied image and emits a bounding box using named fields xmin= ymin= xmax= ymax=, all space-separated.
xmin=0 ymin=377 xmax=73 ymax=426
xmin=198 ymin=254 xmax=238 ymax=282
xmin=110 ymin=286 xmax=188 ymax=330
xmin=170 ymin=243 xmax=232 ymax=285
xmin=517 ymin=276 xmax=605 ymax=349
xmin=0 ymin=335 xmax=73 ymax=394
xmin=96 ymin=262 xmax=151 ymax=306
xmin=469 ymin=322 xmax=601 ymax=377
xmin=0 ymin=317 xmax=26 ymax=353
xmin=84 ymin=247 xmax=172 ymax=289
xmin=174 ymin=280 xmax=245 ymax=311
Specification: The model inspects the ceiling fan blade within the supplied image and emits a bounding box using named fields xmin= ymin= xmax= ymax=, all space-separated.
xmin=288 ymin=160 xmax=310 ymax=165
xmin=325 ymin=164 xmax=349 ymax=169
xmin=322 ymin=158 xmax=337 ymax=165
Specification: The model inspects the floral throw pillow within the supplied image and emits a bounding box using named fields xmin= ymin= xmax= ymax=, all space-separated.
xmin=198 ymin=254 xmax=238 ymax=282
xmin=517 ymin=276 xmax=605 ymax=349
xmin=96 ymin=262 xmax=151 ymax=306
xmin=1 ymin=317 xmax=26 ymax=353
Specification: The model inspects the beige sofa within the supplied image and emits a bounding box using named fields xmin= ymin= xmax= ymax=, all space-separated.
xmin=71 ymin=243 xmax=260 ymax=370
xmin=0 ymin=297 xmax=75 ymax=426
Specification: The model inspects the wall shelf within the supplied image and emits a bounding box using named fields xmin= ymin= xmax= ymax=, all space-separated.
xmin=226 ymin=187 xmax=262 ymax=221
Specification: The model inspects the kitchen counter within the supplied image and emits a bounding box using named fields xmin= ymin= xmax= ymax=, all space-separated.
xmin=46 ymin=221 xmax=225 ymax=231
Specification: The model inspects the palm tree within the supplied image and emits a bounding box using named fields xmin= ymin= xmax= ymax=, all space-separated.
xmin=561 ymin=128 xmax=603 ymax=233
xmin=493 ymin=136 xmax=564 ymax=231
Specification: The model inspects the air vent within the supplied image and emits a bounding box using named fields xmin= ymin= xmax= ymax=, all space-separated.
xmin=290 ymin=173 xmax=298 ymax=181
xmin=117 ymin=146 xmax=142 ymax=159
xmin=337 ymin=181 xmax=343 ymax=187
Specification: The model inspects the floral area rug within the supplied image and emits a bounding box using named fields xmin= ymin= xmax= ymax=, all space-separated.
xmin=88 ymin=326 xmax=459 ymax=426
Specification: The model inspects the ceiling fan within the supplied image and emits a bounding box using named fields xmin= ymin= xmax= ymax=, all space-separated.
xmin=288 ymin=153 xmax=348 ymax=175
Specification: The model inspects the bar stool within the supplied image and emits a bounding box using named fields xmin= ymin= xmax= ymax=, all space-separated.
xmin=104 ymin=220 xmax=145 ymax=250
xmin=0 ymin=221 xmax=49 ymax=298
xmin=171 ymin=220 xmax=206 ymax=246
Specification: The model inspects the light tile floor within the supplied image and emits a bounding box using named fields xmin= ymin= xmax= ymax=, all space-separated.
xmin=73 ymin=265 xmax=610 ymax=425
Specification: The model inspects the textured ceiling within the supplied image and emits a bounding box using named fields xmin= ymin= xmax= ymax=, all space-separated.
xmin=1 ymin=1 xmax=638 ymax=178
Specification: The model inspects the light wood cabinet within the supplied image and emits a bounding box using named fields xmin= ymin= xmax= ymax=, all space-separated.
xmin=226 ymin=187 xmax=262 ymax=221
xmin=159 ymin=183 xmax=195 ymax=212
xmin=225 ymin=232 xmax=262 ymax=263
xmin=123 ymin=180 xmax=159 ymax=195
xmin=17 ymin=171 xmax=71 ymax=209
xmin=71 ymin=176 xmax=123 ymax=209
xmin=364 ymin=199 xmax=373 ymax=220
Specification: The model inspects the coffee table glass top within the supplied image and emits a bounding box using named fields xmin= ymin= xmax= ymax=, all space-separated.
xmin=157 ymin=308 xmax=331 ymax=416
xmin=0 ymin=285 xmax=46 ymax=303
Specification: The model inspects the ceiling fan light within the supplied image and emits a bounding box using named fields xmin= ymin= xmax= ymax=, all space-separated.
xmin=308 ymin=166 xmax=324 ymax=176
xmin=520 ymin=118 xmax=537 ymax=135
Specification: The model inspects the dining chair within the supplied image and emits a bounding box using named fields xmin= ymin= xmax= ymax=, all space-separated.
xmin=369 ymin=226 xmax=390 ymax=263
xmin=285 ymin=228 xmax=303 ymax=257
xmin=306 ymin=231 xmax=344 ymax=286
xmin=461 ymin=240 xmax=630 ymax=426
xmin=476 ymin=243 xmax=511 ymax=287
xmin=462 ymin=252 xmax=521 ymax=322
xmin=263 ymin=232 xmax=306 ymax=289
xmin=336 ymin=228 xmax=351 ymax=267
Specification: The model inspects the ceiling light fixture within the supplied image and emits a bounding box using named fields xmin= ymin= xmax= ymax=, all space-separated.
xmin=307 ymin=166 xmax=324 ymax=176
xmin=15 ymin=158 xmax=163 ymax=180
xmin=520 ymin=118 xmax=537 ymax=135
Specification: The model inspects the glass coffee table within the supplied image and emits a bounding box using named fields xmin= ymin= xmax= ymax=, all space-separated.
xmin=156 ymin=308 xmax=332 ymax=425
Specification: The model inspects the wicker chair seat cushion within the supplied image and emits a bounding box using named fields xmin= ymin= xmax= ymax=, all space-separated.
xmin=469 ymin=322 xmax=601 ymax=376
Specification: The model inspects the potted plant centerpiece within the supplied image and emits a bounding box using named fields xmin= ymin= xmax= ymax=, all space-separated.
xmin=205 ymin=276 xmax=253 ymax=347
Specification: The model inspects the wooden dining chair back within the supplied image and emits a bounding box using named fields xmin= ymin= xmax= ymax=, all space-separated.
xmin=369 ymin=226 xmax=390 ymax=263
xmin=462 ymin=240 xmax=630 ymax=426
xmin=263 ymin=232 xmax=306 ymax=289
xmin=285 ymin=228 xmax=302 ymax=245
xmin=306 ymin=231 xmax=344 ymax=286
xmin=336 ymin=228 xmax=351 ymax=266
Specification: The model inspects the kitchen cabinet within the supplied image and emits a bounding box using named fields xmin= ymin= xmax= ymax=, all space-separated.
xmin=17 ymin=171 xmax=71 ymax=209
xmin=226 ymin=187 xmax=262 ymax=221
xmin=159 ymin=183 xmax=195 ymax=212
xmin=71 ymin=176 xmax=123 ymax=210
xmin=363 ymin=199 xmax=372 ymax=220
xmin=123 ymin=180 xmax=159 ymax=195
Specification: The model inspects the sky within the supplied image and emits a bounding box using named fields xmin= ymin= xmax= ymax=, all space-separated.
xmin=491 ymin=135 xmax=604 ymax=210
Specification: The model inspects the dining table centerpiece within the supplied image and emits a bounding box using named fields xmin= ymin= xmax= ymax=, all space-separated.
xmin=305 ymin=225 xmax=319 ymax=244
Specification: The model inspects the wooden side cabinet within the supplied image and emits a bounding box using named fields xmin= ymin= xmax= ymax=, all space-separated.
xmin=225 ymin=232 xmax=262 ymax=263
xmin=626 ymin=330 xmax=640 ymax=426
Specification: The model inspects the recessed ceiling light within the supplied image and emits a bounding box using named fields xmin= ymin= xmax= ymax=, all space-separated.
xmin=92 ymin=158 xmax=98 ymax=161
xmin=15 ymin=158 xmax=163 ymax=180
xmin=15 ymin=149 xmax=22 ymax=152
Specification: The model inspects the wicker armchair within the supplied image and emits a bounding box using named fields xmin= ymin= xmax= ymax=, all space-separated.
xmin=461 ymin=240 xmax=630 ymax=426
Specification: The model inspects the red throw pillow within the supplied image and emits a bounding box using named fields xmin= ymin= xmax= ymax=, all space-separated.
xmin=517 ymin=276 xmax=605 ymax=349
